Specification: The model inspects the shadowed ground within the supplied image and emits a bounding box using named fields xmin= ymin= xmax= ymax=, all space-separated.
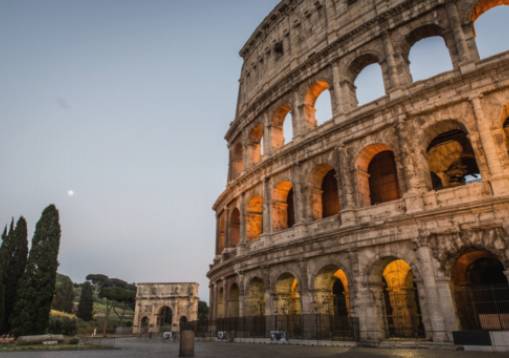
xmin=1 ymin=338 xmax=507 ymax=357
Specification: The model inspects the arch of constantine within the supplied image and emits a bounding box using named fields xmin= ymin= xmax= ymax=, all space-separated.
xmin=208 ymin=0 xmax=509 ymax=343
xmin=132 ymin=283 xmax=199 ymax=334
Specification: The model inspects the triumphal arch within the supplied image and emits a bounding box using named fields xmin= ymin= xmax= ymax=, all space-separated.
xmin=132 ymin=282 xmax=199 ymax=334
xmin=208 ymin=0 xmax=509 ymax=344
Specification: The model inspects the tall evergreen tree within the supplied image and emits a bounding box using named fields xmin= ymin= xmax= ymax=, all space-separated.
xmin=77 ymin=282 xmax=94 ymax=321
xmin=3 ymin=217 xmax=28 ymax=332
xmin=10 ymin=205 xmax=61 ymax=336
xmin=0 ymin=223 xmax=13 ymax=334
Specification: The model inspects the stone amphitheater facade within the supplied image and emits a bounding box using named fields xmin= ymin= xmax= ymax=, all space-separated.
xmin=208 ymin=0 xmax=509 ymax=343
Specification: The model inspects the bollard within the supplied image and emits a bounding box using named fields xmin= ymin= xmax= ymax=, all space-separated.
xmin=179 ymin=329 xmax=195 ymax=357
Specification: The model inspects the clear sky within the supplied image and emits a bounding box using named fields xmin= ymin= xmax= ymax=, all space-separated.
xmin=0 ymin=1 xmax=507 ymax=301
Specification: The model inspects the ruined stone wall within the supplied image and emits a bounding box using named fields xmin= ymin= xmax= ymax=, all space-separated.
xmin=209 ymin=0 xmax=509 ymax=343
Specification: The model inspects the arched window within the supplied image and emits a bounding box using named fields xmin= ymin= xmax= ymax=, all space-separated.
xmin=472 ymin=1 xmax=509 ymax=59
xmin=409 ymin=37 xmax=453 ymax=81
xmin=368 ymin=151 xmax=401 ymax=205
xmin=248 ymin=123 xmax=264 ymax=166
xmin=313 ymin=266 xmax=350 ymax=321
xmin=217 ymin=212 xmax=226 ymax=254
xmin=310 ymin=164 xmax=340 ymax=220
xmin=272 ymin=105 xmax=293 ymax=149
xmin=322 ymin=170 xmax=340 ymax=218
xmin=304 ymin=81 xmax=333 ymax=128
xmin=246 ymin=196 xmax=263 ymax=241
xmin=425 ymin=122 xmax=481 ymax=190
xmin=272 ymin=180 xmax=295 ymax=231
xmin=228 ymin=208 xmax=240 ymax=247
xmin=230 ymin=142 xmax=244 ymax=180
xmin=350 ymin=54 xmax=386 ymax=106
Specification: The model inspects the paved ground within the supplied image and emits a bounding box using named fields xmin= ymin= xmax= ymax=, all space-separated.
xmin=1 ymin=338 xmax=507 ymax=357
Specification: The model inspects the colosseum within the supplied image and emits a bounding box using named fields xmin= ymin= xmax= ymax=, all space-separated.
xmin=207 ymin=0 xmax=509 ymax=344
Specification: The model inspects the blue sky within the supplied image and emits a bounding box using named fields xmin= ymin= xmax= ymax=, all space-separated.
xmin=0 ymin=1 xmax=507 ymax=301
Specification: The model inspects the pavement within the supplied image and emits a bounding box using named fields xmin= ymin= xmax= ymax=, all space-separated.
xmin=1 ymin=337 xmax=507 ymax=357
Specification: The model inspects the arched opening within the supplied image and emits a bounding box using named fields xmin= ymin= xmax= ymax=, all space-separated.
xmin=408 ymin=37 xmax=453 ymax=81
xmin=314 ymin=266 xmax=351 ymax=336
xmin=272 ymin=180 xmax=295 ymax=231
xmin=274 ymin=273 xmax=302 ymax=336
xmin=228 ymin=284 xmax=240 ymax=318
xmin=158 ymin=306 xmax=173 ymax=332
xmin=405 ymin=25 xmax=453 ymax=82
xmin=350 ymin=54 xmax=385 ymax=106
xmin=310 ymin=164 xmax=340 ymax=220
xmin=217 ymin=287 xmax=225 ymax=318
xmin=272 ymin=105 xmax=293 ymax=149
xmin=472 ymin=1 xmax=509 ymax=59
xmin=425 ymin=122 xmax=481 ymax=190
xmin=452 ymin=250 xmax=509 ymax=330
xmin=230 ymin=142 xmax=244 ymax=180
xmin=246 ymin=196 xmax=263 ymax=241
xmin=304 ymin=80 xmax=333 ymax=128
xmin=247 ymin=123 xmax=264 ymax=166
xmin=140 ymin=316 xmax=149 ymax=335
xmin=228 ymin=208 xmax=241 ymax=248
xmin=322 ymin=170 xmax=340 ymax=218
xmin=356 ymin=144 xmax=402 ymax=207
xmin=217 ymin=212 xmax=226 ymax=254
xmin=504 ymin=117 xmax=509 ymax=153
xmin=380 ymin=259 xmax=424 ymax=338
xmin=245 ymin=278 xmax=265 ymax=316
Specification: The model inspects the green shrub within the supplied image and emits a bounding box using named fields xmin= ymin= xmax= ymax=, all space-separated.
xmin=48 ymin=316 xmax=77 ymax=336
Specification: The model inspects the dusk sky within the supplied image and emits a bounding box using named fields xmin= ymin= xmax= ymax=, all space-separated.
xmin=0 ymin=1 xmax=507 ymax=301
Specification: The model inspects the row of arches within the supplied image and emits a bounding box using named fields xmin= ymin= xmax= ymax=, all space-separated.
xmin=230 ymin=3 xmax=509 ymax=180
xmin=139 ymin=307 xmax=188 ymax=334
xmin=219 ymin=117 xmax=500 ymax=251
xmin=215 ymin=248 xmax=509 ymax=338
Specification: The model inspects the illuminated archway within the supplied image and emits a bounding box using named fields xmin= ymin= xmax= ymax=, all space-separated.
xmin=452 ymin=249 xmax=509 ymax=330
xmin=228 ymin=208 xmax=241 ymax=248
xmin=246 ymin=196 xmax=263 ymax=241
xmin=272 ymin=105 xmax=293 ymax=149
xmin=247 ymin=123 xmax=264 ymax=166
xmin=381 ymin=259 xmax=425 ymax=338
xmin=272 ymin=180 xmax=295 ymax=231
xmin=245 ymin=278 xmax=265 ymax=316
xmin=230 ymin=142 xmax=244 ymax=180
xmin=228 ymin=283 xmax=240 ymax=318
xmin=504 ymin=117 xmax=509 ymax=153
xmin=217 ymin=212 xmax=226 ymax=254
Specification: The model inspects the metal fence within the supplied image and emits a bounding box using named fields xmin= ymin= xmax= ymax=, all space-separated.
xmin=188 ymin=314 xmax=357 ymax=340
xmin=454 ymin=285 xmax=509 ymax=331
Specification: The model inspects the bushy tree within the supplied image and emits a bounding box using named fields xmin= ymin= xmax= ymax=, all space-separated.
xmin=3 ymin=217 xmax=28 ymax=333
xmin=10 ymin=205 xmax=61 ymax=336
xmin=198 ymin=301 xmax=209 ymax=323
xmin=77 ymin=282 xmax=94 ymax=321
xmin=0 ymin=221 xmax=14 ymax=333
xmin=52 ymin=274 xmax=74 ymax=313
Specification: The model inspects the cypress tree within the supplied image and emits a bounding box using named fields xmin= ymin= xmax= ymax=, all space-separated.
xmin=77 ymin=282 xmax=94 ymax=321
xmin=52 ymin=274 xmax=74 ymax=313
xmin=10 ymin=205 xmax=61 ymax=336
xmin=3 ymin=217 xmax=28 ymax=332
xmin=0 ymin=223 xmax=13 ymax=334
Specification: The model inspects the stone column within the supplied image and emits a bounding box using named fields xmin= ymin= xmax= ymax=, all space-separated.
xmin=415 ymin=245 xmax=449 ymax=342
xmin=471 ymin=96 xmax=509 ymax=195
xmin=223 ymin=206 xmax=230 ymax=250
xmin=332 ymin=62 xmax=357 ymax=120
xmin=383 ymin=32 xmax=407 ymax=94
xmin=209 ymin=284 xmax=215 ymax=320
xmin=446 ymin=1 xmax=479 ymax=66
xmin=436 ymin=276 xmax=460 ymax=339
xmin=263 ymin=112 xmax=273 ymax=158
xmin=239 ymin=193 xmax=247 ymax=250
xmin=291 ymin=165 xmax=306 ymax=226
xmin=262 ymin=177 xmax=273 ymax=235
xmin=338 ymin=146 xmax=356 ymax=226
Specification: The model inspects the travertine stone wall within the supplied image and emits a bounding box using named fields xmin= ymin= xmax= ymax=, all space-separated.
xmin=209 ymin=0 xmax=509 ymax=343
xmin=132 ymin=283 xmax=198 ymax=334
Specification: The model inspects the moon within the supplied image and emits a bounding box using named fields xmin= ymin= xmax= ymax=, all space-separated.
xmin=67 ymin=190 xmax=75 ymax=197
